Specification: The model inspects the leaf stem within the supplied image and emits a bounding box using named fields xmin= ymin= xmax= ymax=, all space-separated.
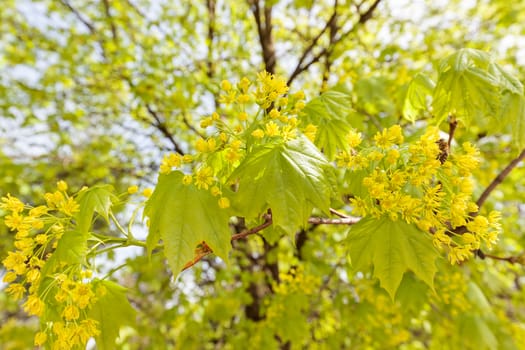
xmin=110 ymin=211 xmax=128 ymax=237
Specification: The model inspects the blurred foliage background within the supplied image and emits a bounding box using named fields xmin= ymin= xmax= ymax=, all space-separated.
xmin=1 ymin=0 xmax=525 ymax=349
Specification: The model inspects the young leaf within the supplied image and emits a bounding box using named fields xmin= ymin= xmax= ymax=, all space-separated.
xmin=89 ymin=280 xmax=136 ymax=350
xmin=499 ymin=93 xmax=525 ymax=149
xmin=144 ymin=171 xmax=231 ymax=275
xmin=432 ymin=49 xmax=500 ymax=124
xmin=301 ymin=86 xmax=353 ymax=159
xmin=229 ymin=136 xmax=334 ymax=234
xmin=431 ymin=49 xmax=525 ymax=148
xmin=75 ymin=185 xmax=117 ymax=236
xmin=346 ymin=217 xmax=438 ymax=299
xmin=403 ymin=73 xmax=435 ymax=122
xmin=456 ymin=315 xmax=498 ymax=350
xmin=489 ymin=62 xmax=524 ymax=95
xmin=40 ymin=230 xmax=87 ymax=277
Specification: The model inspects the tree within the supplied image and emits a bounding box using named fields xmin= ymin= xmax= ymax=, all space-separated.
xmin=1 ymin=0 xmax=525 ymax=349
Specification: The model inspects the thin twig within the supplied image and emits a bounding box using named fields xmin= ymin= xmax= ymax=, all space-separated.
xmin=231 ymin=214 xmax=273 ymax=240
xmin=287 ymin=0 xmax=383 ymax=86
xmin=181 ymin=211 xmax=360 ymax=271
xmin=308 ymin=216 xmax=360 ymax=225
xmin=476 ymin=148 xmax=525 ymax=209
xmin=358 ymin=0 xmax=382 ymax=24
xmin=182 ymin=215 xmax=272 ymax=271
xmin=329 ymin=208 xmax=349 ymax=218
xmin=287 ymin=7 xmax=338 ymax=85
xmin=182 ymin=113 xmax=206 ymax=138
xmin=145 ymin=105 xmax=186 ymax=155
xmin=59 ymin=0 xmax=96 ymax=34
xmin=447 ymin=117 xmax=457 ymax=148
xmin=482 ymin=252 xmax=523 ymax=265
xmin=102 ymin=0 xmax=119 ymax=43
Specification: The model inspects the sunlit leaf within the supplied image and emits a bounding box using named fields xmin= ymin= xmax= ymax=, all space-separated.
xmin=89 ymin=280 xmax=136 ymax=350
xmin=301 ymin=86 xmax=354 ymax=159
xmin=432 ymin=49 xmax=500 ymax=124
xmin=144 ymin=171 xmax=231 ymax=276
xmin=346 ymin=217 xmax=438 ymax=299
xmin=40 ymin=230 xmax=86 ymax=277
xmin=230 ymin=136 xmax=334 ymax=234
xmin=75 ymin=185 xmax=117 ymax=236
xmin=403 ymin=73 xmax=435 ymax=122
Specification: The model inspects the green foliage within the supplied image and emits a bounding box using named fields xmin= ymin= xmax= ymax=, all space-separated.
xmin=230 ymin=136 xmax=334 ymax=234
xmin=346 ymin=217 xmax=438 ymax=299
xmin=406 ymin=48 xmax=525 ymax=147
xmin=40 ymin=230 xmax=86 ymax=277
xmin=433 ymin=49 xmax=501 ymax=124
xmin=76 ymin=185 xmax=116 ymax=236
xmin=89 ymin=280 xmax=137 ymax=350
xmin=403 ymin=73 xmax=435 ymax=122
xmin=301 ymin=86 xmax=354 ymax=159
xmin=145 ymin=171 xmax=231 ymax=275
xmin=1 ymin=0 xmax=525 ymax=349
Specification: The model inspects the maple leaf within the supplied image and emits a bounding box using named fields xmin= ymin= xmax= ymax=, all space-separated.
xmin=301 ymin=86 xmax=354 ymax=160
xmin=89 ymin=280 xmax=136 ymax=350
xmin=346 ymin=217 xmax=438 ymax=299
xmin=144 ymin=171 xmax=231 ymax=276
xmin=229 ymin=136 xmax=334 ymax=234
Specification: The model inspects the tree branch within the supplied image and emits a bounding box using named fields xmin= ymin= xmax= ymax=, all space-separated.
xmin=476 ymin=148 xmax=525 ymax=209
xmin=250 ymin=0 xmax=276 ymax=73
xmin=59 ymin=0 xmax=96 ymax=34
xmin=181 ymin=210 xmax=360 ymax=271
xmin=102 ymin=0 xmax=119 ymax=43
xmin=308 ymin=216 xmax=361 ymax=225
xmin=287 ymin=0 xmax=383 ymax=86
xmin=182 ymin=113 xmax=206 ymax=139
xmin=287 ymin=6 xmax=338 ymax=85
xmin=479 ymin=251 xmax=524 ymax=265
xmin=358 ymin=0 xmax=382 ymax=24
xmin=145 ymin=105 xmax=186 ymax=155
xmin=447 ymin=117 xmax=457 ymax=148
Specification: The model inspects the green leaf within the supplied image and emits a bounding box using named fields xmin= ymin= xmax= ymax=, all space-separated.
xmin=40 ymin=230 xmax=87 ymax=277
xmin=229 ymin=137 xmax=333 ymax=234
xmin=355 ymin=76 xmax=396 ymax=116
xmin=489 ymin=62 xmax=524 ymax=94
xmin=433 ymin=49 xmax=500 ymax=124
xmin=89 ymin=280 xmax=136 ymax=350
xmin=457 ymin=315 xmax=498 ymax=350
xmin=395 ymin=272 xmax=429 ymax=313
xmin=499 ymin=93 xmax=525 ymax=149
xmin=75 ymin=185 xmax=117 ymax=236
xmin=144 ymin=171 xmax=231 ymax=276
xmin=301 ymin=86 xmax=353 ymax=159
xmin=346 ymin=217 xmax=438 ymax=299
xmin=402 ymin=73 xmax=435 ymax=122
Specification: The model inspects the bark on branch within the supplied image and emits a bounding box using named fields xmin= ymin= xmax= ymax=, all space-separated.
xmin=181 ymin=210 xmax=360 ymax=271
xmin=476 ymin=148 xmax=525 ymax=209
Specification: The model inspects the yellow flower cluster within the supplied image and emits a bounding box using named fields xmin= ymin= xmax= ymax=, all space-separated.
xmin=355 ymin=280 xmax=411 ymax=347
xmin=431 ymin=271 xmax=470 ymax=316
xmin=33 ymin=275 xmax=102 ymax=348
xmin=265 ymin=266 xmax=320 ymax=324
xmin=1 ymin=181 xmax=101 ymax=348
xmin=157 ymin=72 xmax=309 ymax=210
xmin=338 ymin=126 xmax=501 ymax=264
xmin=253 ymin=71 xmax=289 ymax=109
xmin=272 ymin=266 xmax=320 ymax=296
